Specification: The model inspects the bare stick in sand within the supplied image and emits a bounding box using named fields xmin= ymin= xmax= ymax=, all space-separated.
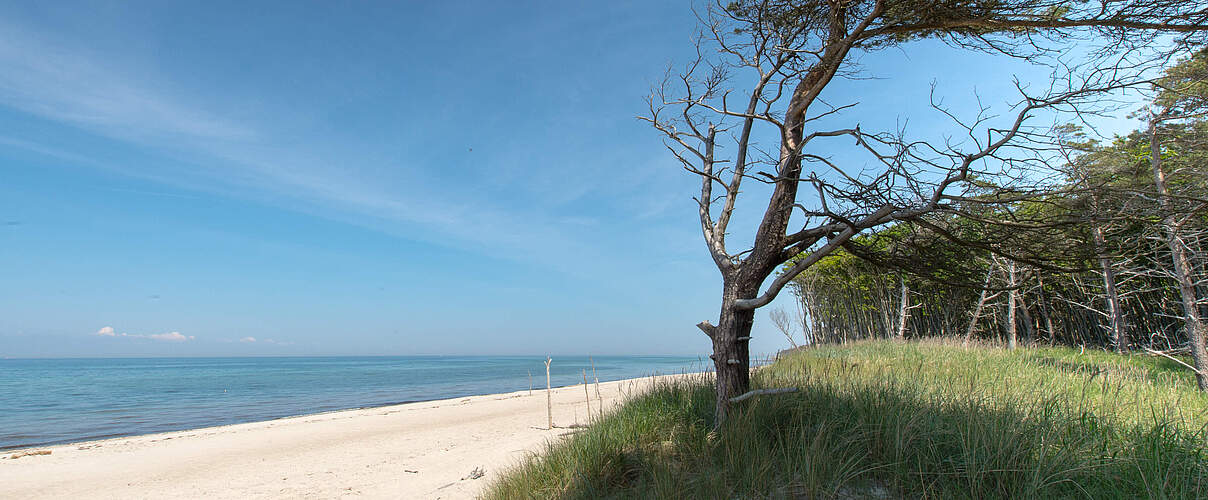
xmin=582 ymin=369 xmax=591 ymax=421
xmin=544 ymin=357 xmax=553 ymax=429
xmin=590 ymin=357 xmax=601 ymax=418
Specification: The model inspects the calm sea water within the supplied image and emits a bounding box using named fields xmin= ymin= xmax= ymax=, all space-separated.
xmin=0 ymin=355 xmax=704 ymax=450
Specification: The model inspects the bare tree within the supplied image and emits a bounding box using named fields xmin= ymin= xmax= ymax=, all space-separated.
xmin=769 ymin=307 xmax=800 ymax=349
xmin=646 ymin=0 xmax=1208 ymax=424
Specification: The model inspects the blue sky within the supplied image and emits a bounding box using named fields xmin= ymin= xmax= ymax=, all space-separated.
xmin=0 ymin=1 xmax=1143 ymax=358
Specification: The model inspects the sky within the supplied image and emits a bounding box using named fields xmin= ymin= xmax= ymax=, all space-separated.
xmin=0 ymin=1 xmax=1148 ymax=358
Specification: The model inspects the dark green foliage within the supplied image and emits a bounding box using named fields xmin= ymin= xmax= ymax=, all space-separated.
xmin=722 ymin=0 xmax=1208 ymax=52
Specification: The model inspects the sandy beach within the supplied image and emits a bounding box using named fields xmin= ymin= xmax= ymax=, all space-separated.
xmin=0 ymin=374 xmax=681 ymax=499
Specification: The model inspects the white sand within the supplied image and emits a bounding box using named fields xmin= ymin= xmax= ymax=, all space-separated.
xmin=0 ymin=374 xmax=685 ymax=499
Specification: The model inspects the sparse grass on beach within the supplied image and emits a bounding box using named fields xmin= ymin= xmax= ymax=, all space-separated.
xmin=484 ymin=339 xmax=1208 ymax=499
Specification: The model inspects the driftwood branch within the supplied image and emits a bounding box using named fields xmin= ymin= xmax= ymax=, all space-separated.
xmin=1143 ymin=348 xmax=1205 ymax=375
xmin=728 ymin=387 xmax=799 ymax=403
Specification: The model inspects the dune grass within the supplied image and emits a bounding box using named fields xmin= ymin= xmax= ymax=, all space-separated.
xmin=484 ymin=339 xmax=1208 ymax=499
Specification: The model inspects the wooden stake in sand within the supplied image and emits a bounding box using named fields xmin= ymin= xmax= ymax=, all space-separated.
xmin=544 ymin=357 xmax=553 ymax=429
xmin=582 ymin=369 xmax=591 ymax=421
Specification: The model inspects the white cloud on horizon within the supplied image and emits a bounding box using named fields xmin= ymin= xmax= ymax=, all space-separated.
xmin=235 ymin=336 xmax=294 ymax=346
xmin=93 ymin=326 xmax=194 ymax=342
xmin=147 ymin=331 xmax=192 ymax=342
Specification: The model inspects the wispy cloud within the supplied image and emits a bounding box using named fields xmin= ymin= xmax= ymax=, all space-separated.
xmin=0 ymin=20 xmax=590 ymax=265
xmin=239 ymin=336 xmax=256 ymax=343
xmin=94 ymin=326 xmax=194 ymax=342
xmin=0 ymin=13 xmax=681 ymax=280
xmin=0 ymin=22 xmax=252 ymax=143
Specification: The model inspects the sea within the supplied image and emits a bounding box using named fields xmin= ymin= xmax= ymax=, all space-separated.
xmin=0 ymin=355 xmax=705 ymax=451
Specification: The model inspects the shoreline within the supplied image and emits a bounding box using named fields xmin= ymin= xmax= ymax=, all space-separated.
xmin=0 ymin=372 xmax=701 ymax=453
xmin=0 ymin=372 xmax=699 ymax=499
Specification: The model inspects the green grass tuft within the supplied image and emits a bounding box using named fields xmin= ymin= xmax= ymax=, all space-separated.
xmin=484 ymin=339 xmax=1208 ymax=499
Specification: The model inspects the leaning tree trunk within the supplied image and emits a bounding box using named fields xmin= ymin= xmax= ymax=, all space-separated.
xmin=1168 ymin=242 xmax=1208 ymax=390
xmin=1149 ymin=119 xmax=1208 ymax=390
xmin=964 ymin=262 xmax=996 ymax=346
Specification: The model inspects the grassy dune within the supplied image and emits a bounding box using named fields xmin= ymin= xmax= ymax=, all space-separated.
xmin=485 ymin=339 xmax=1208 ymax=499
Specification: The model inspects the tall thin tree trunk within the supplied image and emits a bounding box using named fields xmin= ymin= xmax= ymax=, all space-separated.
xmin=1036 ymin=274 xmax=1056 ymax=345
xmin=880 ymin=282 xmax=894 ymax=338
xmin=1094 ymin=225 xmax=1129 ymax=352
xmin=896 ymin=278 xmax=910 ymax=339
xmin=1007 ymin=261 xmax=1019 ymax=350
xmin=1017 ymin=282 xmax=1036 ymax=344
xmin=1149 ymin=119 xmax=1208 ymax=390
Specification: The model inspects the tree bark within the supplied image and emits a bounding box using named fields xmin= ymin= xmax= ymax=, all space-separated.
xmin=1149 ymin=118 xmax=1208 ymax=390
xmin=707 ymin=279 xmax=757 ymax=425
